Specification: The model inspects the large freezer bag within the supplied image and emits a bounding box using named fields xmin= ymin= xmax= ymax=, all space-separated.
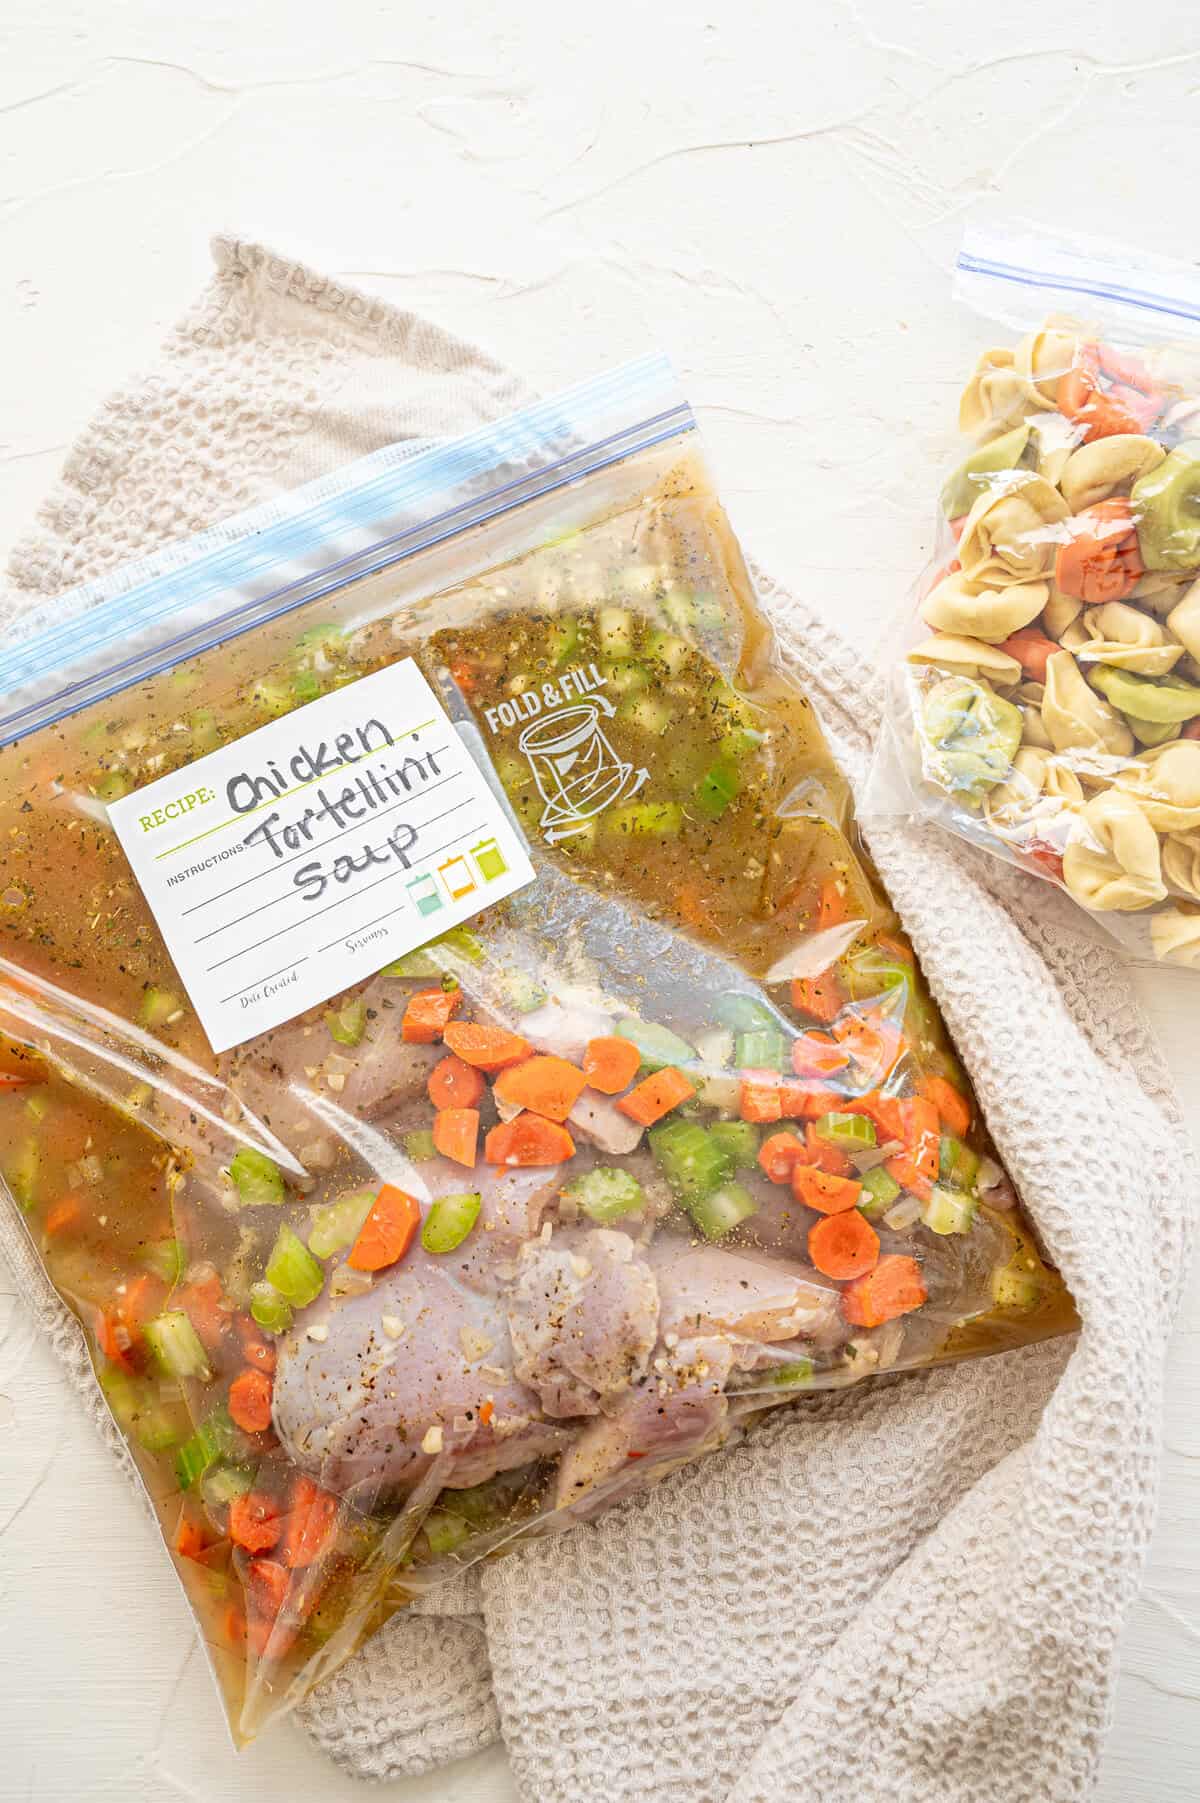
xmin=0 ymin=357 xmax=1074 ymax=1742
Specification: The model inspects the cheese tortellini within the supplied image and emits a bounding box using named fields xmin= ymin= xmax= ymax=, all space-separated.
xmin=908 ymin=312 xmax=1200 ymax=960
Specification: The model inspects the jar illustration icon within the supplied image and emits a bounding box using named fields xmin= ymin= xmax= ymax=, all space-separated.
xmin=438 ymin=853 xmax=476 ymax=901
xmin=406 ymin=871 xmax=444 ymax=917
xmin=518 ymin=704 xmax=646 ymax=842
xmin=470 ymin=836 xmax=508 ymax=882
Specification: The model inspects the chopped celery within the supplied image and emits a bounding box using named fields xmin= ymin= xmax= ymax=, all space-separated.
xmin=922 ymin=1184 xmax=977 ymax=1236
xmin=689 ymin=1180 xmax=758 ymax=1241
xmin=23 ymin=1090 xmax=50 ymax=1123
xmin=6 ymin=1137 xmax=39 ymax=1211
xmin=715 ymin=992 xmax=776 ymax=1033
xmin=735 ymin=1027 xmax=785 ymax=1072
xmin=421 ymin=1191 xmax=483 ymax=1253
xmin=693 ymin=761 xmax=739 ymax=820
xmin=858 ymin=1166 xmax=901 ymax=1219
xmin=174 ymin=1408 xmax=237 ymax=1491
xmin=402 ymin=1129 xmax=438 ymax=1163
xmin=720 ymin=723 xmax=765 ymax=760
xmin=602 ymin=661 xmax=650 ymax=698
xmin=93 ymin=770 xmax=133 ymax=804
xmin=760 ymin=1356 xmax=815 ymax=1388
xmin=565 ymin=1167 xmax=644 ymax=1225
xmin=249 ymin=1280 xmax=293 ymax=1335
xmin=991 ymin=1263 xmax=1040 ymax=1309
xmin=139 ymin=985 xmax=181 ymax=1029
xmin=597 ymin=606 xmax=634 ymax=658
xmin=308 ymin=1190 xmax=376 ymax=1260
xmin=252 ymin=679 xmax=292 ymax=718
xmin=615 ymin=1017 xmax=694 ymax=1071
xmin=939 ymin=1135 xmax=981 ymax=1192
xmin=617 ymin=693 xmax=672 ymax=736
xmin=644 ymin=630 xmax=691 ymax=676
xmin=201 ymin=1463 xmax=254 ymax=1509
xmin=291 ymin=669 xmax=322 ymax=705
xmin=547 ymin=617 xmax=579 ymax=665
xmin=296 ymin=622 xmax=344 ymax=652
xmin=229 ymin=1146 xmax=284 ymax=1207
xmin=813 ymin=1112 xmax=877 ymax=1151
xmin=422 ymin=1509 xmax=474 ymax=1558
xmin=649 ymin=1119 xmax=733 ymax=1202
xmin=839 ymin=947 xmax=911 ymax=1002
xmin=141 ymin=1237 xmax=186 ymax=1285
xmin=265 ymin=1225 xmax=325 ymax=1308
xmin=144 ymin=1310 xmax=212 ymax=1382
xmin=188 ymin=707 xmax=221 ymax=752
xmin=496 ymin=969 xmax=547 ymax=1014
xmin=325 ymin=997 xmax=367 ymax=1047
xmin=707 ymin=1120 xmax=760 ymax=1170
xmin=384 ymin=926 xmax=484 ymax=976
xmin=100 ymin=1366 xmax=184 ymax=1453
xmin=662 ymin=588 xmax=698 ymax=631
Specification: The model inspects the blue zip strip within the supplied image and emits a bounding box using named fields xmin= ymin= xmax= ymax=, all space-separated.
xmin=0 ymin=406 xmax=695 ymax=749
xmin=957 ymin=251 xmax=1200 ymax=328
xmin=0 ymin=352 xmax=677 ymax=699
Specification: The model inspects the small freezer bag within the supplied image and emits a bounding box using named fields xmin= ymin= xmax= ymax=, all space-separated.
xmin=870 ymin=220 xmax=1200 ymax=967
xmin=0 ymin=356 xmax=1074 ymax=1744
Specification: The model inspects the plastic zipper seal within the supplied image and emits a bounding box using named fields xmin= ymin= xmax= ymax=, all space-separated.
xmin=954 ymin=219 xmax=1200 ymax=345
xmin=0 ymin=354 xmax=693 ymax=750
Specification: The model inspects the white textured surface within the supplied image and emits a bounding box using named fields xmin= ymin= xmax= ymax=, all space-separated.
xmin=1 ymin=3 xmax=1199 ymax=1799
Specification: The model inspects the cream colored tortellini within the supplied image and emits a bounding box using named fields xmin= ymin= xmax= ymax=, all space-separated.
xmin=1071 ymin=602 xmax=1183 ymax=676
xmin=957 ymin=475 xmax=1069 ymax=588
xmin=1027 ymin=412 xmax=1078 ymax=488
xmin=1115 ymin=740 xmax=1200 ymax=832
xmin=907 ymin=634 xmax=1022 ymax=684
xmin=1020 ymin=705 xmax=1055 ymax=750
xmin=1042 ymin=590 xmax=1084 ymax=642
xmin=1041 ymin=650 xmax=1135 ymax=758
xmin=1062 ymin=791 xmax=1167 ymax=912
xmin=1013 ymin=329 xmax=1079 ymax=407
xmin=1150 ymin=906 xmax=1200 ymax=967
xmin=984 ymin=745 xmax=1084 ymax=837
xmin=1162 ymin=829 xmax=1200 ymax=901
xmin=1058 ymin=435 xmax=1165 ymax=512
xmin=958 ymin=348 xmax=1026 ymax=437
xmin=1166 ymin=577 xmax=1200 ymax=662
xmin=919 ymin=573 xmax=1047 ymax=645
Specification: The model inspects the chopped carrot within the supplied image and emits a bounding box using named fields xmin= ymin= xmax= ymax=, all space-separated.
xmin=235 ymin=1314 xmax=277 ymax=1375
xmin=875 ymin=933 xmax=913 ymax=966
xmin=175 ymin=1516 xmax=208 ymax=1561
xmin=428 ymin=1053 xmax=486 ymax=1112
xmin=229 ymin=1367 xmax=273 ymax=1434
xmin=44 ymin=1193 xmax=83 ymax=1237
xmin=740 ymin=1072 xmax=782 ymax=1123
xmin=884 ymin=1155 xmax=933 ymax=1202
xmin=0 ymin=1071 xmax=30 ymax=1091
xmin=178 ymin=1273 xmax=229 ymax=1354
xmin=432 ymin=1107 xmax=479 ymax=1169
xmin=919 ymin=1075 xmax=972 ymax=1140
xmin=676 ymin=881 xmax=712 ymax=932
xmin=479 ymin=1398 xmax=494 ymax=1427
xmin=449 ymin=657 xmax=477 ymax=693
xmin=401 ymin=987 xmax=462 ymax=1044
xmin=899 ymin=1096 xmax=940 ymax=1176
xmin=244 ymin=1557 xmax=294 ymax=1658
xmin=790 ymin=1031 xmax=850 ymax=1080
xmin=617 ymin=1066 xmax=696 ymax=1126
xmin=281 ymin=1475 xmax=339 ymax=1569
xmin=229 ymin=1490 xmax=282 ymax=1555
xmin=833 ymin=1009 xmax=905 ymax=1084
xmin=808 ymin=1210 xmax=880 ymax=1281
xmin=816 ymin=879 xmax=848 ymax=930
xmin=443 ymin=1021 xmax=533 ymax=1071
xmin=582 ymin=1036 xmax=642 ymax=1095
xmin=347 ymin=1183 xmax=422 ymax=1271
xmin=779 ymin=1084 xmax=845 ymax=1120
xmin=805 ymin=1122 xmax=852 ymax=1178
xmin=791 ymin=971 xmax=843 ymax=1024
xmin=846 ymin=1090 xmax=907 ymax=1145
xmin=494 ymin=1054 xmax=589 ymax=1123
xmin=95 ymin=1308 xmax=134 ymax=1368
xmin=757 ymin=1130 xmax=806 ymax=1184
xmin=791 ymin=1165 xmax=862 ymax=1216
xmin=485 ymin=1112 xmax=575 ymax=1166
xmin=841 ymin=1254 xmax=927 ymax=1328
xmin=223 ymin=1604 xmax=247 ymax=1649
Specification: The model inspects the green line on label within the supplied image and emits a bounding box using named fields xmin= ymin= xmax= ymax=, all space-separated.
xmin=154 ymin=718 xmax=437 ymax=860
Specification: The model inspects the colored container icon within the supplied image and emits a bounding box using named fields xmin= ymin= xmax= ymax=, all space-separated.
xmin=438 ymin=853 xmax=476 ymax=901
xmin=471 ymin=836 xmax=508 ymax=882
xmin=406 ymin=871 xmax=443 ymax=917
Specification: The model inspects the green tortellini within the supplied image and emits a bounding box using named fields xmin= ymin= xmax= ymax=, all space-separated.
xmin=1088 ymin=665 xmax=1200 ymax=725
xmin=1131 ymin=441 xmax=1200 ymax=572
xmin=940 ymin=425 xmax=1031 ymax=520
xmin=920 ymin=675 xmax=1023 ymax=803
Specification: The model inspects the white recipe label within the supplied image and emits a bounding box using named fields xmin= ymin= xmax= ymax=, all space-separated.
xmin=108 ymin=660 xmax=534 ymax=1054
